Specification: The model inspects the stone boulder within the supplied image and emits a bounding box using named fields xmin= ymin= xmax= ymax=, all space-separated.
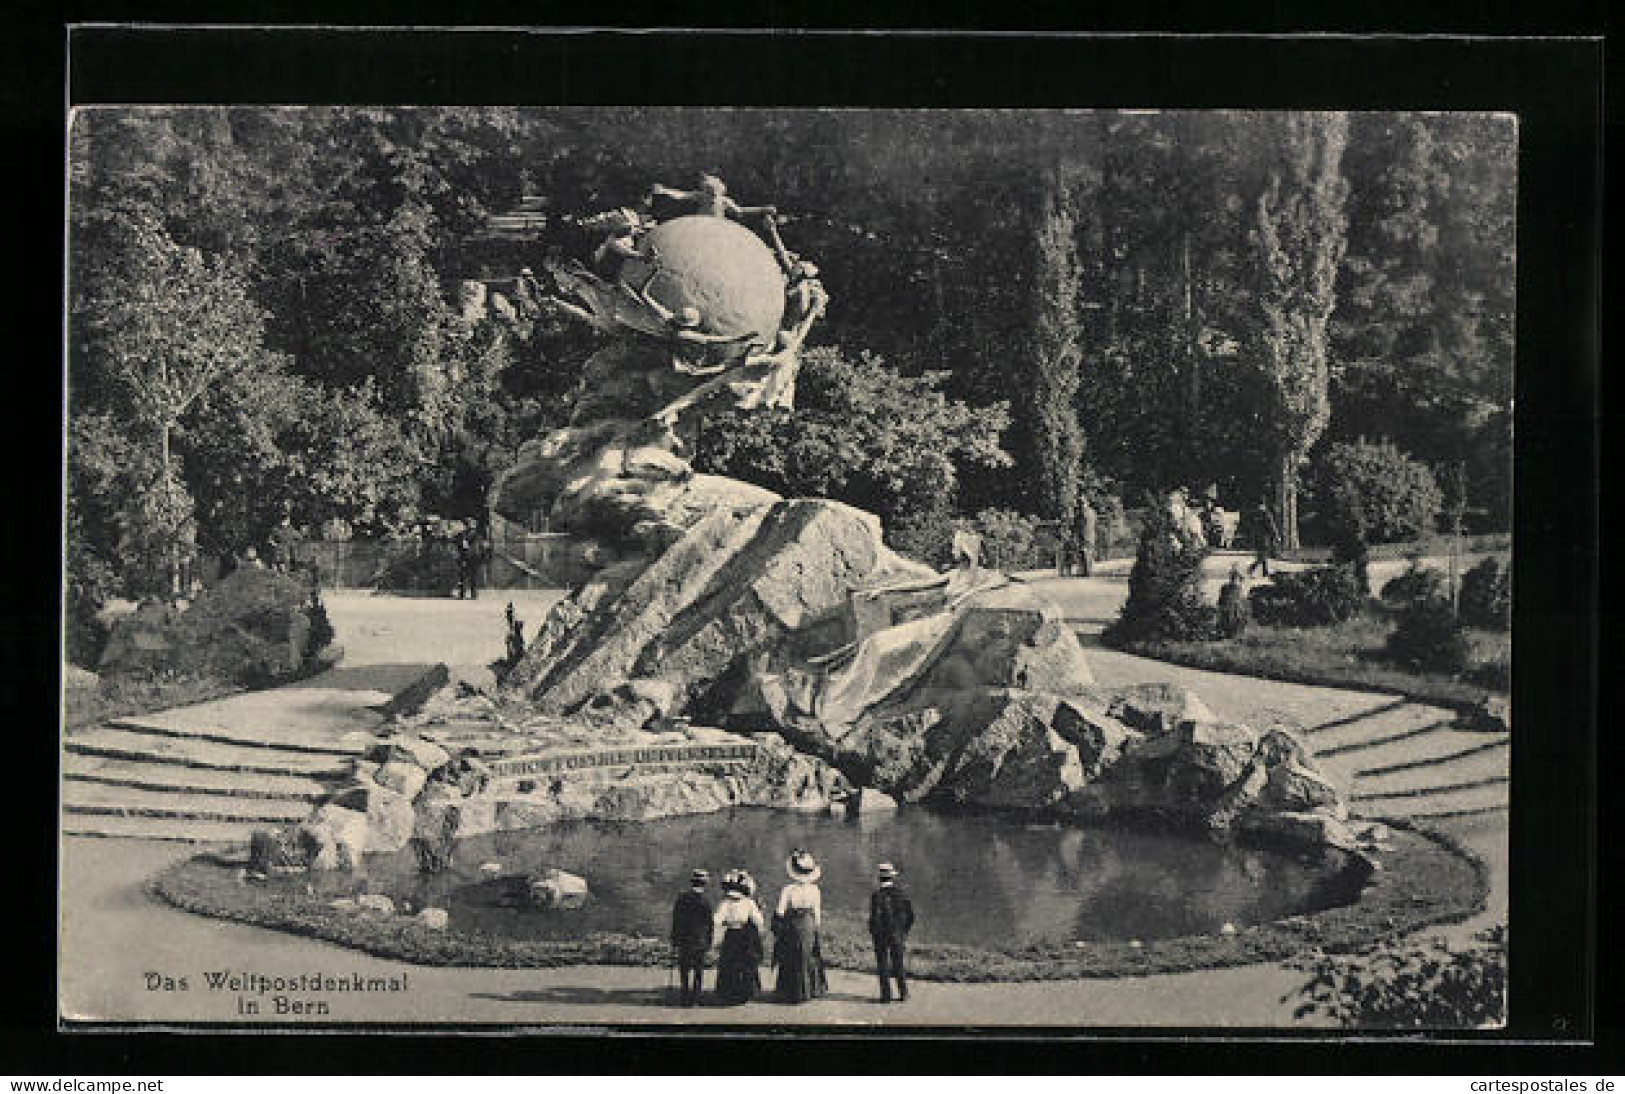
xmin=528 ymin=867 xmax=589 ymax=910
xmin=368 ymin=734 xmax=453 ymax=774
xmin=307 ymin=802 xmax=373 ymax=864
xmin=248 ymin=826 xmax=309 ymax=875
xmin=99 ymin=568 xmax=323 ymax=686
xmin=416 ymin=907 xmax=450 ymax=930
xmin=508 ymin=499 xmax=933 ymax=714
xmin=373 ymin=760 xmax=428 ymax=799
xmin=844 ymin=787 xmax=898 ymax=816
xmin=1106 ymin=683 xmax=1218 ymax=736
xmin=357 ymin=893 xmax=396 ymax=915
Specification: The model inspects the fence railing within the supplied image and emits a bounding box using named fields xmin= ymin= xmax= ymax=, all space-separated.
xmin=294 ymin=531 xmax=599 ymax=591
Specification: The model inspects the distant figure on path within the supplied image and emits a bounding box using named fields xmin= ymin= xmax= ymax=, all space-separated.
xmin=454 ymin=527 xmax=480 ymax=600
xmin=1246 ymin=501 xmax=1282 ymax=578
xmin=670 ymin=869 xmax=713 ymax=1006
xmin=711 ymin=870 xmax=765 ymax=1005
xmin=773 ymin=850 xmax=828 ymax=1003
xmin=868 ymin=862 xmax=916 ymax=1003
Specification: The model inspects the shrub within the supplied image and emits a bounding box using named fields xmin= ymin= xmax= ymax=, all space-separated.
xmin=886 ymin=504 xmax=957 ymax=569
xmin=1385 ymin=595 xmax=1472 ymax=675
xmin=1285 ymin=925 xmax=1506 ymax=1029
xmin=889 ymin=507 xmax=1052 ymax=572
xmin=492 ymin=601 xmax=527 ymax=682
xmin=1248 ymin=566 xmax=1367 ymax=628
xmin=1458 ymin=556 xmax=1512 ymax=632
xmin=964 ymin=508 xmax=1050 ymax=571
xmin=1105 ymin=507 xmax=1214 ymax=643
xmin=301 ymin=579 xmax=336 ymax=665
xmin=1380 ymin=559 xmax=1445 ymax=607
xmin=1309 ymin=441 xmax=1443 ymax=545
xmin=1215 ymin=572 xmax=1250 ymax=639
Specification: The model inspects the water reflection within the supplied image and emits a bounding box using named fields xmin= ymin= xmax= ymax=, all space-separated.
xmin=311 ymin=808 xmax=1362 ymax=948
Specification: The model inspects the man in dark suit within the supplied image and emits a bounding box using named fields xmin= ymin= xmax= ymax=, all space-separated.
xmin=868 ymin=862 xmax=916 ymax=1003
xmin=669 ymin=868 xmax=713 ymax=1006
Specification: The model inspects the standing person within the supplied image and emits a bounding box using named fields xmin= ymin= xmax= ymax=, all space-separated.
xmin=868 ymin=862 xmax=916 ymax=1004
xmin=1247 ymin=500 xmax=1282 ymax=578
xmin=669 ymin=869 xmax=713 ymax=1006
xmin=773 ymin=850 xmax=828 ymax=1003
xmin=453 ymin=526 xmax=479 ymax=600
xmin=1076 ymin=495 xmax=1099 ymax=577
xmin=711 ymin=870 xmax=765 ymax=1005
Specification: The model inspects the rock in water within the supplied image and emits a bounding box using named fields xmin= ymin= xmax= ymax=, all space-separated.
xmin=528 ymin=868 xmax=589 ymax=910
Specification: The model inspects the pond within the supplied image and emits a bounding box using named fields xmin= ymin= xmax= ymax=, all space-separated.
xmin=319 ymin=808 xmax=1367 ymax=949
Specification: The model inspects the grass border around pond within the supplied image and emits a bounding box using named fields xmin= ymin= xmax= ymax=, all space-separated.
xmin=1113 ymin=632 xmax=1505 ymax=717
xmin=149 ymin=819 xmax=1489 ymax=984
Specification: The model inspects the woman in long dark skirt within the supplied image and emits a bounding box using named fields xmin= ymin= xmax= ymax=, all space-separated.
xmin=773 ymin=850 xmax=828 ymax=1003
xmin=711 ymin=870 xmax=765 ymax=1005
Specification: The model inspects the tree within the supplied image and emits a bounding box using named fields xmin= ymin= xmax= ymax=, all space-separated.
xmin=694 ymin=346 xmax=1012 ymax=530
xmin=73 ymin=207 xmax=274 ymax=592
xmin=1247 ymin=112 xmax=1351 ymax=550
xmin=1027 ymin=170 xmax=1088 ymax=546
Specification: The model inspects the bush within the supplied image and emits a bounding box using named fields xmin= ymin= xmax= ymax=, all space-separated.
xmin=1105 ymin=507 xmax=1214 ymax=643
xmin=302 ymin=581 xmax=336 ymax=664
xmin=1458 ymin=556 xmax=1511 ymax=631
xmin=888 ymin=507 xmax=1052 ymax=572
xmin=886 ymin=504 xmax=957 ymax=569
xmin=1309 ymin=441 xmax=1443 ymax=545
xmin=1215 ymin=573 xmax=1250 ymax=638
xmin=964 ymin=508 xmax=1050 ymax=571
xmin=1385 ymin=595 xmax=1472 ymax=675
xmin=1285 ymin=925 xmax=1506 ymax=1029
xmin=1380 ymin=559 xmax=1446 ymax=606
xmin=1248 ymin=566 xmax=1367 ymax=628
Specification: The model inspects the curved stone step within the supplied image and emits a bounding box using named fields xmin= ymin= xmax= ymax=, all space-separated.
xmin=1353 ymin=742 xmax=1510 ymax=797
xmin=66 ymin=726 xmax=357 ymax=779
xmin=1305 ymin=703 xmax=1455 ymax=755
xmin=62 ymin=755 xmax=334 ymax=801
xmin=107 ymin=716 xmax=366 ymax=757
xmin=1352 ymin=736 xmax=1509 ymax=780
xmin=1350 ymin=781 xmax=1509 ymax=821
xmin=1353 ymin=773 xmax=1509 ymax=803
xmin=61 ymin=814 xmax=257 ymax=844
xmin=62 ymin=782 xmax=313 ymax=824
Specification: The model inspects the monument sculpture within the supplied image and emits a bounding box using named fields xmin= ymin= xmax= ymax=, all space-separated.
xmin=252 ymin=177 xmax=1361 ymax=882
xmin=492 ymin=175 xmax=816 ymax=553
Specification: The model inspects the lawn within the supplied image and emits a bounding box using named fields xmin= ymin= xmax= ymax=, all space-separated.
xmin=1124 ymin=609 xmax=1509 ymax=715
xmin=63 ymin=670 xmax=244 ymax=732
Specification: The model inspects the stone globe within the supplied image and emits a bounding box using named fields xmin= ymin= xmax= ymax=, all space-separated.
xmin=620 ymin=215 xmax=786 ymax=346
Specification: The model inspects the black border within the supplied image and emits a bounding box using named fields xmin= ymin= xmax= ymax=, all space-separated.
xmin=9 ymin=23 xmax=1610 ymax=1074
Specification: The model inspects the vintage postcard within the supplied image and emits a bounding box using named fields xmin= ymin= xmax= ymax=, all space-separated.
xmin=61 ymin=87 xmax=1524 ymax=1031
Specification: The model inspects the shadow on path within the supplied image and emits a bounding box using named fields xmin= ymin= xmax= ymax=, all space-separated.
xmin=470 ymin=986 xmax=673 ymax=1007
xmin=468 ymin=986 xmax=880 ymax=1009
xmin=298 ymin=663 xmax=442 ymax=693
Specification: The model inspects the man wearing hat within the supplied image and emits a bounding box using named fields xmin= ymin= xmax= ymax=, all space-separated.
xmin=669 ymin=869 xmax=713 ymax=1006
xmin=868 ymin=862 xmax=915 ymax=1003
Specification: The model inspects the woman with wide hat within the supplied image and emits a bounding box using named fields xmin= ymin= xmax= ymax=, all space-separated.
xmin=772 ymin=849 xmax=829 ymax=1003
xmin=710 ymin=869 xmax=765 ymax=1005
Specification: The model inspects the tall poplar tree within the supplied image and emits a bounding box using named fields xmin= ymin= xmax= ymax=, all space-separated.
xmin=1248 ymin=112 xmax=1350 ymax=550
xmin=1028 ymin=169 xmax=1087 ymax=543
